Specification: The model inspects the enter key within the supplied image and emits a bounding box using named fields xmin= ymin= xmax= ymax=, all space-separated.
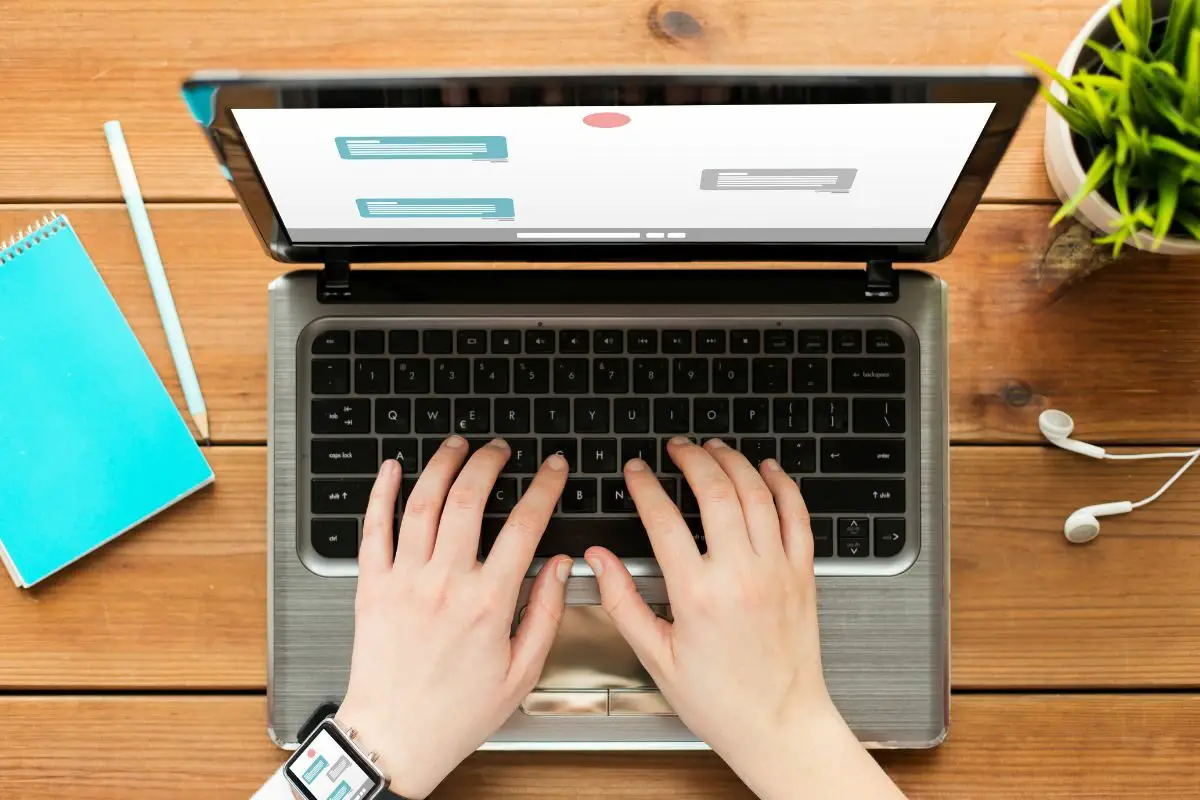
xmin=820 ymin=439 xmax=905 ymax=473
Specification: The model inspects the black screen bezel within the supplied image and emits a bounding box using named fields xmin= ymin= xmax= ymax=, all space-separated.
xmin=184 ymin=69 xmax=1036 ymax=264
xmin=284 ymin=718 xmax=385 ymax=800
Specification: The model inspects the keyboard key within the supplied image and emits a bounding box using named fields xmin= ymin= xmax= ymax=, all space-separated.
xmin=525 ymin=329 xmax=555 ymax=353
xmin=534 ymin=398 xmax=570 ymax=433
xmin=697 ymin=330 xmax=725 ymax=353
xmin=559 ymin=330 xmax=589 ymax=353
xmin=701 ymin=436 xmax=737 ymax=449
xmin=312 ymin=359 xmax=350 ymax=394
xmin=733 ymin=398 xmax=769 ymax=433
xmin=381 ymin=438 xmax=418 ymax=470
xmin=312 ymin=439 xmax=378 ymax=474
xmin=388 ymin=330 xmax=418 ymax=354
xmin=773 ymin=398 xmax=808 ymax=433
xmin=582 ymin=439 xmax=618 ymax=473
xmin=633 ymin=358 xmax=669 ymax=393
xmin=712 ymin=358 xmax=749 ymax=393
xmin=673 ymin=358 xmax=709 ymax=393
xmin=740 ymin=438 xmax=777 ymax=467
xmin=457 ymin=330 xmax=487 ymax=354
xmin=629 ymin=330 xmax=658 ymax=353
xmin=508 ymin=439 xmax=539 ymax=473
xmin=838 ymin=517 xmax=868 ymax=539
xmin=423 ymin=330 xmax=453 ymax=354
xmin=420 ymin=438 xmax=445 ymax=468
xmin=751 ymin=358 xmax=788 ymax=393
xmin=355 ymin=359 xmax=391 ymax=393
xmin=658 ymin=476 xmax=678 ymax=504
xmin=821 ymin=439 xmax=905 ymax=473
xmin=312 ymin=399 xmax=370 ymax=434
xmin=867 ymin=329 xmax=905 ymax=353
xmin=312 ymin=519 xmax=358 ymax=559
xmin=694 ymin=398 xmax=729 ymax=433
xmin=311 ymin=478 xmax=373 ymax=514
xmin=762 ymin=330 xmax=793 ymax=354
xmin=833 ymin=358 xmax=905 ymax=394
xmin=810 ymin=518 xmax=834 ymax=558
xmin=813 ymin=398 xmax=849 ymax=433
xmin=593 ymin=358 xmax=629 ymax=394
xmin=654 ymin=398 xmax=690 ymax=434
xmin=554 ymin=358 xmax=589 ymax=393
xmin=874 ymin=518 xmax=906 ymax=557
xmin=454 ymin=398 xmax=490 ymax=434
xmin=601 ymin=478 xmax=638 ymax=512
xmin=681 ymin=482 xmax=699 ymax=514
xmin=614 ymin=398 xmax=650 ymax=433
xmin=494 ymin=398 xmax=531 ymax=434
xmin=514 ymin=358 xmax=550 ymax=394
xmin=575 ymin=399 xmax=610 ymax=433
xmin=414 ymin=399 xmax=451 ymax=433
xmin=780 ymin=438 xmax=816 ymax=473
xmin=853 ymin=398 xmax=905 ymax=434
xmin=313 ymin=330 xmax=350 ymax=354
xmin=375 ymin=398 xmax=410 ymax=434
xmin=485 ymin=477 xmax=518 ymax=513
xmin=474 ymin=359 xmax=510 ymax=393
xmin=594 ymin=330 xmax=623 ymax=353
xmin=838 ymin=534 xmax=869 ymax=558
xmin=394 ymin=358 xmax=431 ymax=394
xmin=562 ymin=478 xmax=598 ymax=513
xmin=833 ymin=330 xmax=863 ymax=353
xmin=663 ymin=330 xmax=691 ymax=353
xmin=481 ymin=517 xmax=667 ymax=558
xmin=491 ymin=330 xmax=521 ymax=354
xmin=354 ymin=329 xmax=385 ymax=354
xmin=434 ymin=358 xmax=470 ymax=394
xmin=620 ymin=438 xmax=657 ymax=471
xmin=797 ymin=330 xmax=828 ymax=354
xmin=731 ymin=330 xmax=761 ymax=353
xmin=542 ymin=438 xmax=578 ymax=470
xmin=800 ymin=478 xmax=905 ymax=513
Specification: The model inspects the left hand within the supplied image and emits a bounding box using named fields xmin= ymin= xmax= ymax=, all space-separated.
xmin=336 ymin=436 xmax=571 ymax=799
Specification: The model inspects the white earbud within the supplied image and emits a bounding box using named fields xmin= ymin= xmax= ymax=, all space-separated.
xmin=1063 ymin=501 xmax=1135 ymax=544
xmin=1038 ymin=409 xmax=1107 ymax=459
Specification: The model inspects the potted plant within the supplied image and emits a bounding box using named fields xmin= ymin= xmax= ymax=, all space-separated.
xmin=1023 ymin=0 xmax=1200 ymax=255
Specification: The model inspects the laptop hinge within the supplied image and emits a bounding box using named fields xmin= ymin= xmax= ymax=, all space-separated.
xmin=319 ymin=260 xmax=352 ymax=300
xmin=864 ymin=260 xmax=898 ymax=300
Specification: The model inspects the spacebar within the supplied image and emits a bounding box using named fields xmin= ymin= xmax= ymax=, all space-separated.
xmin=479 ymin=517 xmax=703 ymax=558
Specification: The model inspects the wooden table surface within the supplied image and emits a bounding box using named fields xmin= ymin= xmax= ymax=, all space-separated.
xmin=2 ymin=1 xmax=1199 ymax=797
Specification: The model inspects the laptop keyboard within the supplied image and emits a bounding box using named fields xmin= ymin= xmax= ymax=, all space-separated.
xmin=304 ymin=321 xmax=912 ymax=569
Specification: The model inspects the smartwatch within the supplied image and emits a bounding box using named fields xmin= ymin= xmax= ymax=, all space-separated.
xmin=284 ymin=715 xmax=406 ymax=800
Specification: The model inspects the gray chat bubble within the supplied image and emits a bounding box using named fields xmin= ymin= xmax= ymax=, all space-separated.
xmin=326 ymin=754 xmax=351 ymax=782
xmin=700 ymin=168 xmax=857 ymax=192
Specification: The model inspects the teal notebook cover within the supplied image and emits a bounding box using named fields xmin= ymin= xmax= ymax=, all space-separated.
xmin=0 ymin=214 xmax=214 ymax=587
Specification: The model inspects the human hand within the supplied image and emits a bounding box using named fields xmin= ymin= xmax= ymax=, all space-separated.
xmin=336 ymin=435 xmax=570 ymax=799
xmin=585 ymin=437 xmax=904 ymax=800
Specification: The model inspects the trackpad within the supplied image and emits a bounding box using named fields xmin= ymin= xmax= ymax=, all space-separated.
xmin=536 ymin=604 xmax=662 ymax=690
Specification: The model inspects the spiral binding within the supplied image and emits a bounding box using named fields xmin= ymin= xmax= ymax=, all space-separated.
xmin=0 ymin=212 xmax=65 ymax=266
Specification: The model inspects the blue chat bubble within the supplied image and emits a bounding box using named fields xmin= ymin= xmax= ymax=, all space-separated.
xmin=357 ymin=198 xmax=515 ymax=219
xmin=336 ymin=136 xmax=508 ymax=160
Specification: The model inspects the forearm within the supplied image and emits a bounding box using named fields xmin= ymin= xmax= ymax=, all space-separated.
xmin=252 ymin=766 xmax=301 ymax=800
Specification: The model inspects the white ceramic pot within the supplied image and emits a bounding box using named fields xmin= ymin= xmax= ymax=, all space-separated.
xmin=1044 ymin=0 xmax=1200 ymax=254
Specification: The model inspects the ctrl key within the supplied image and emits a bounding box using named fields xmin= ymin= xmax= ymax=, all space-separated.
xmin=312 ymin=518 xmax=358 ymax=559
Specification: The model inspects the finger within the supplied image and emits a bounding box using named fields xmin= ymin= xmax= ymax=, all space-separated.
xmin=483 ymin=454 xmax=569 ymax=587
xmin=360 ymin=459 xmax=401 ymax=576
xmin=760 ymin=459 xmax=813 ymax=567
xmin=623 ymin=457 xmax=703 ymax=581
xmin=667 ymin=436 xmax=751 ymax=558
xmin=395 ymin=435 xmax=468 ymax=566
xmin=585 ymin=547 xmax=673 ymax=675
xmin=507 ymin=555 xmax=571 ymax=695
xmin=430 ymin=438 xmax=511 ymax=568
xmin=704 ymin=439 xmax=784 ymax=557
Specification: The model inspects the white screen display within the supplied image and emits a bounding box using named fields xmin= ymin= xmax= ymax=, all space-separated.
xmin=234 ymin=103 xmax=994 ymax=245
xmin=288 ymin=729 xmax=377 ymax=800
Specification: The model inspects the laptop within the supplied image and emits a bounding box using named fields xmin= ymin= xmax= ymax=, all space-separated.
xmin=183 ymin=68 xmax=1036 ymax=750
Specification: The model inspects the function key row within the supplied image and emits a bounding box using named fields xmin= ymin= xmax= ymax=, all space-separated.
xmin=311 ymin=327 xmax=906 ymax=356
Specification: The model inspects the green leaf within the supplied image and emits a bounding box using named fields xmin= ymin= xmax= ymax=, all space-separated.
xmin=1125 ymin=0 xmax=1154 ymax=51
xmin=1149 ymin=135 xmax=1200 ymax=166
xmin=1085 ymin=40 xmax=1128 ymax=75
xmin=1040 ymin=86 xmax=1103 ymax=139
xmin=1109 ymin=6 xmax=1145 ymax=58
xmin=1076 ymin=73 xmax=1126 ymax=93
xmin=1113 ymin=158 xmax=1134 ymax=215
xmin=1151 ymin=172 xmax=1181 ymax=246
xmin=1174 ymin=209 xmax=1200 ymax=240
xmin=1094 ymin=226 xmax=1134 ymax=257
xmin=1116 ymin=128 xmax=1130 ymax=165
xmin=1051 ymin=145 xmax=1115 ymax=226
xmin=1079 ymin=81 xmax=1113 ymax=135
xmin=1158 ymin=0 xmax=1196 ymax=64
xmin=1185 ymin=29 xmax=1200 ymax=119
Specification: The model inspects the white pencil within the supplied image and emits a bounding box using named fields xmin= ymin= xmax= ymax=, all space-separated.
xmin=103 ymin=120 xmax=211 ymax=444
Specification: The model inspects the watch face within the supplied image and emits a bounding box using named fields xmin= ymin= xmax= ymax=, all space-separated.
xmin=285 ymin=720 xmax=385 ymax=800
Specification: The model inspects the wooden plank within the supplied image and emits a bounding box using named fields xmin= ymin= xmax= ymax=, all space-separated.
xmin=0 ymin=0 xmax=1122 ymax=203
xmin=0 ymin=694 xmax=1196 ymax=798
xmin=0 ymin=447 xmax=1196 ymax=690
xmin=1 ymin=204 xmax=1197 ymax=444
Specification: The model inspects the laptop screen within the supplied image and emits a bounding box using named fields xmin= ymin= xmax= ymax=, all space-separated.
xmin=233 ymin=102 xmax=994 ymax=246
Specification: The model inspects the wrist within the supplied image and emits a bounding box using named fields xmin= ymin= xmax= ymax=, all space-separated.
xmin=335 ymin=702 xmax=442 ymax=800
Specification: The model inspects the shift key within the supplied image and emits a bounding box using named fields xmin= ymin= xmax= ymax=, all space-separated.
xmin=800 ymin=478 xmax=905 ymax=513
xmin=312 ymin=439 xmax=379 ymax=473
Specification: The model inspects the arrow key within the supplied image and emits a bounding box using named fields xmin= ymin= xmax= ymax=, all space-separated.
xmin=838 ymin=534 xmax=869 ymax=558
xmin=838 ymin=517 xmax=869 ymax=539
xmin=873 ymin=518 xmax=906 ymax=557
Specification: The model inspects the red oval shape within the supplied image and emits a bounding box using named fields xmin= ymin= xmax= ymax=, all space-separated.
xmin=583 ymin=112 xmax=631 ymax=128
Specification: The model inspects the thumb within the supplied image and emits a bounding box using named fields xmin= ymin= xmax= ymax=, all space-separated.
xmin=584 ymin=547 xmax=672 ymax=674
xmin=508 ymin=556 xmax=571 ymax=695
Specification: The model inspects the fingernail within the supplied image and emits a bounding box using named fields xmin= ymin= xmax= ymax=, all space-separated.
xmin=489 ymin=437 xmax=510 ymax=451
xmin=626 ymin=458 xmax=646 ymax=472
xmin=444 ymin=435 xmax=466 ymax=449
xmin=669 ymin=435 xmax=690 ymax=446
xmin=555 ymin=557 xmax=573 ymax=583
xmin=585 ymin=555 xmax=604 ymax=576
xmin=547 ymin=453 xmax=568 ymax=471
xmin=762 ymin=457 xmax=780 ymax=471
xmin=706 ymin=437 xmax=727 ymax=449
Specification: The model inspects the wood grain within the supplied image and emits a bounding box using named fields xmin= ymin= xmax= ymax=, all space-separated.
xmin=1 ymin=694 xmax=1197 ymax=799
xmin=1 ymin=204 xmax=1197 ymax=444
xmin=1 ymin=447 xmax=1196 ymax=690
xmin=0 ymin=0 xmax=1110 ymax=203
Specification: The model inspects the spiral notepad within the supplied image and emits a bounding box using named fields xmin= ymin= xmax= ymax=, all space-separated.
xmin=0 ymin=214 xmax=214 ymax=587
